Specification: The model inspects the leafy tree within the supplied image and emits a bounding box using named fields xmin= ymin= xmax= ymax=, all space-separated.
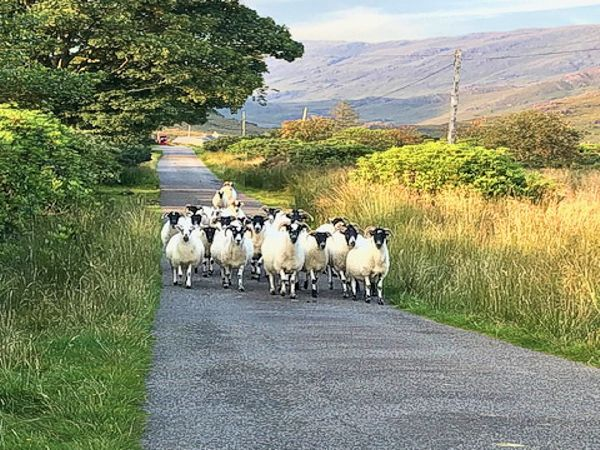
xmin=463 ymin=110 xmax=582 ymax=166
xmin=0 ymin=0 xmax=303 ymax=140
xmin=331 ymin=101 xmax=360 ymax=130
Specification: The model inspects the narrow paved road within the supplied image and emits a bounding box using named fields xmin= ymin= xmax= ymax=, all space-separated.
xmin=144 ymin=145 xmax=600 ymax=449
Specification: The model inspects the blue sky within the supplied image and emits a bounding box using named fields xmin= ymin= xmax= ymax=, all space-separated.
xmin=243 ymin=0 xmax=600 ymax=42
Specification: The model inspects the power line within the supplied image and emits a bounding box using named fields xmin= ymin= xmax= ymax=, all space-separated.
xmin=462 ymin=47 xmax=600 ymax=61
xmin=377 ymin=62 xmax=454 ymax=98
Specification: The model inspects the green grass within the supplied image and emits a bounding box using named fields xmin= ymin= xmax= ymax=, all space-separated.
xmin=0 ymin=154 xmax=162 ymax=448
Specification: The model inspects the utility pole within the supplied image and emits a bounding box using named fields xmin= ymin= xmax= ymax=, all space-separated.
xmin=241 ymin=110 xmax=247 ymax=137
xmin=187 ymin=123 xmax=191 ymax=137
xmin=302 ymin=106 xmax=308 ymax=121
xmin=447 ymin=48 xmax=462 ymax=144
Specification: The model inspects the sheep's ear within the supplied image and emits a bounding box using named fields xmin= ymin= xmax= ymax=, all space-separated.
xmin=175 ymin=224 xmax=184 ymax=232
xmin=326 ymin=232 xmax=332 ymax=237
xmin=383 ymin=228 xmax=393 ymax=237
xmin=364 ymin=226 xmax=376 ymax=236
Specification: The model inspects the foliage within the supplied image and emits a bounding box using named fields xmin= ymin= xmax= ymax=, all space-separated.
xmin=333 ymin=127 xmax=424 ymax=150
xmin=575 ymin=144 xmax=600 ymax=168
xmin=226 ymin=137 xmax=373 ymax=166
xmin=290 ymin=170 xmax=600 ymax=365
xmin=0 ymin=197 xmax=161 ymax=448
xmin=0 ymin=105 xmax=121 ymax=235
xmin=0 ymin=0 xmax=303 ymax=139
xmin=352 ymin=141 xmax=550 ymax=199
xmin=279 ymin=116 xmax=337 ymax=141
xmin=203 ymin=135 xmax=249 ymax=152
xmin=463 ymin=110 xmax=582 ymax=166
xmin=331 ymin=101 xmax=360 ymax=130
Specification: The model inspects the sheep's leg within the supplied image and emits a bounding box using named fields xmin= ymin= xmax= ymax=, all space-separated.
xmin=172 ymin=266 xmax=178 ymax=285
xmin=340 ymin=271 xmax=349 ymax=298
xmin=279 ymin=270 xmax=287 ymax=296
xmin=328 ymin=266 xmax=334 ymax=290
xmin=310 ymin=269 xmax=318 ymax=300
xmin=238 ymin=266 xmax=245 ymax=292
xmin=364 ymin=277 xmax=372 ymax=303
xmin=255 ymin=258 xmax=262 ymax=282
xmin=303 ymin=272 xmax=309 ymax=290
xmin=185 ymin=264 xmax=192 ymax=289
xmin=268 ymin=273 xmax=276 ymax=295
xmin=351 ymin=277 xmax=357 ymax=301
xmin=209 ymin=258 xmax=214 ymax=275
xmin=376 ymin=276 xmax=385 ymax=305
xmin=290 ymin=271 xmax=298 ymax=300
xmin=222 ymin=267 xmax=229 ymax=288
xmin=202 ymin=258 xmax=208 ymax=278
xmin=177 ymin=265 xmax=183 ymax=281
xmin=250 ymin=258 xmax=257 ymax=280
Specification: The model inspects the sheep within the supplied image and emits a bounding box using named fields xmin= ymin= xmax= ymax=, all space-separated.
xmin=261 ymin=221 xmax=308 ymax=300
xmin=301 ymin=231 xmax=331 ymax=300
xmin=315 ymin=217 xmax=348 ymax=235
xmin=190 ymin=214 xmax=217 ymax=277
xmin=326 ymin=223 xmax=361 ymax=298
xmin=248 ymin=215 xmax=267 ymax=280
xmin=223 ymin=200 xmax=246 ymax=219
xmin=161 ymin=211 xmax=184 ymax=248
xmin=212 ymin=181 xmax=238 ymax=208
xmin=263 ymin=207 xmax=282 ymax=223
xmin=185 ymin=204 xmax=201 ymax=216
xmin=165 ymin=220 xmax=205 ymax=289
xmin=211 ymin=221 xmax=253 ymax=291
xmin=346 ymin=227 xmax=391 ymax=305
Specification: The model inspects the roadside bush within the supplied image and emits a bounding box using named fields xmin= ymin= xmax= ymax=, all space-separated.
xmin=227 ymin=137 xmax=374 ymax=167
xmin=575 ymin=144 xmax=600 ymax=168
xmin=333 ymin=127 xmax=424 ymax=150
xmin=203 ymin=135 xmax=246 ymax=152
xmin=0 ymin=105 xmax=119 ymax=235
xmin=116 ymin=142 xmax=151 ymax=166
xmin=463 ymin=110 xmax=582 ymax=166
xmin=279 ymin=116 xmax=337 ymax=141
xmin=352 ymin=141 xmax=550 ymax=199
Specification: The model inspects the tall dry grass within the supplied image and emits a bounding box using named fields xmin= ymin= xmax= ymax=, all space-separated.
xmin=293 ymin=169 xmax=600 ymax=354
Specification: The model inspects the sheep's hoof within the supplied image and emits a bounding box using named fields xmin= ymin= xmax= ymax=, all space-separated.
xmin=269 ymin=289 xmax=276 ymax=295
xmin=311 ymin=290 xmax=318 ymax=298
xmin=185 ymin=285 xmax=191 ymax=290
xmin=378 ymin=298 xmax=385 ymax=306
xmin=343 ymin=293 xmax=349 ymax=299
xmin=239 ymin=287 xmax=245 ymax=292
xmin=209 ymin=270 xmax=214 ymax=276
xmin=352 ymin=295 xmax=358 ymax=301
xmin=223 ymin=284 xmax=229 ymax=289
xmin=303 ymin=281 xmax=309 ymax=290
xmin=290 ymin=295 xmax=297 ymax=302
xmin=365 ymin=297 xmax=371 ymax=304
xmin=329 ymin=283 xmax=334 ymax=290
xmin=280 ymin=291 xmax=286 ymax=297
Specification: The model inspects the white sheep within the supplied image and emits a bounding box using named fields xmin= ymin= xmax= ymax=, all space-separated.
xmin=210 ymin=220 xmax=253 ymax=291
xmin=261 ymin=221 xmax=308 ymax=300
xmin=346 ymin=227 xmax=391 ymax=305
xmin=215 ymin=181 xmax=238 ymax=208
xmin=326 ymin=223 xmax=361 ymax=298
xmin=301 ymin=231 xmax=331 ymax=300
xmin=315 ymin=217 xmax=348 ymax=235
xmin=161 ymin=211 xmax=184 ymax=248
xmin=165 ymin=220 xmax=205 ymax=289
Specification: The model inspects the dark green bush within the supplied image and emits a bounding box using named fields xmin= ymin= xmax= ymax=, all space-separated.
xmin=203 ymin=135 xmax=246 ymax=152
xmin=117 ymin=143 xmax=151 ymax=166
xmin=333 ymin=127 xmax=424 ymax=150
xmin=352 ymin=141 xmax=550 ymax=199
xmin=0 ymin=105 xmax=120 ymax=235
xmin=227 ymin=137 xmax=373 ymax=166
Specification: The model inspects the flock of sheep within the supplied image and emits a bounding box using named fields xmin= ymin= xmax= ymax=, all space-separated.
xmin=161 ymin=181 xmax=391 ymax=304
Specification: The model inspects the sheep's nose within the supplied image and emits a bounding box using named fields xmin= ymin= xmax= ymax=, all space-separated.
xmin=183 ymin=235 xmax=190 ymax=242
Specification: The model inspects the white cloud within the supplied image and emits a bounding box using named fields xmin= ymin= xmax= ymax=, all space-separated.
xmin=290 ymin=1 xmax=600 ymax=42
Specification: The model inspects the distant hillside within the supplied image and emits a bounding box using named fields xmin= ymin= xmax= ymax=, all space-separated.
xmin=164 ymin=112 xmax=268 ymax=137
xmin=241 ymin=24 xmax=600 ymax=134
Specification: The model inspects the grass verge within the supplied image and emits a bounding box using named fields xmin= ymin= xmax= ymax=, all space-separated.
xmin=0 ymin=154 xmax=162 ymax=448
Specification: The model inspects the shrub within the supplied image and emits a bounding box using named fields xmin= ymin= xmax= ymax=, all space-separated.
xmin=331 ymin=101 xmax=360 ymax=130
xmin=279 ymin=116 xmax=337 ymax=141
xmin=116 ymin=142 xmax=151 ymax=166
xmin=227 ymin=137 xmax=374 ymax=167
xmin=333 ymin=127 xmax=424 ymax=150
xmin=203 ymin=135 xmax=246 ymax=152
xmin=0 ymin=105 xmax=119 ymax=235
xmin=352 ymin=141 xmax=550 ymax=199
xmin=463 ymin=110 xmax=582 ymax=166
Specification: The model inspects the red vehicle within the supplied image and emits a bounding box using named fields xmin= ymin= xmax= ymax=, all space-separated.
xmin=156 ymin=133 xmax=168 ymax=145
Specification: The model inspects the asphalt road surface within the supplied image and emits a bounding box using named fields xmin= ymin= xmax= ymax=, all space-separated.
xmin=143 ymin=145 xmax=600 ymax=450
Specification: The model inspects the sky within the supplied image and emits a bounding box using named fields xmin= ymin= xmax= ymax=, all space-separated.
xmin=242 ymin=0 xmax=600 ymax=42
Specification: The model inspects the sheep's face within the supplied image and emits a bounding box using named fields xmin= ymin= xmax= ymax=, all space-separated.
xmin=218 ymin=190 xmax=224 ymax=198
xmin=227 ymin=224 xmax=245 ymax=246
xmin=186 ymin=205 xmax=200 ymax=215
xmin=220 ymin=216 xmax=234 ymax=227
xmin=311 ymin=231 xmax=331 ymax=250
xmin=342 ymin=224 xmax=359 ymax=248
xmin=203 ymin=226 xmax=218 ymax=244
xmin=250 ymin=215 xmax=266 ymax=233
xmin=286 ymin=209 xmax=312 ymax=224
xmin=177 ymin=224 xmax=195 ymax=243
xmin=190 ymin=214 xmax=203 ymax=227
xmin=369 ymin=227 xmax=391 ymax=249
xmin=166 ymin=212 xmax=182 ymax=227
xmin=330 ymin=217 xmax=347 ymax=228
xmin=284 ymin=222 xmax=308 ymax=244
xmin=263 ymin=207 xmax=282 ymax=222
